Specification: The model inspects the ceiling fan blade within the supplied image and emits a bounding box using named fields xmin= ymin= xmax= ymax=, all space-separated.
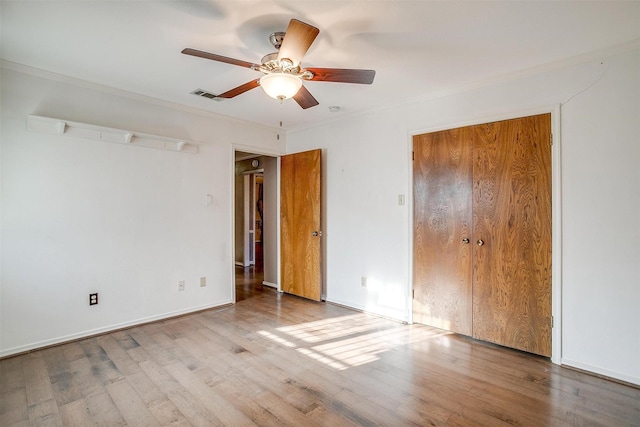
xmin=293 ymin=85 xmax=319 ymax=109
xmin=182 ymin=48 xmax=259 ymax=69
xmin=277 ymin=19 xmax=319 ymax=67
xmin=217 ymin=79 xmax=260 ymax=98
xmin=306 ymin=68 xmax=376 ymax=84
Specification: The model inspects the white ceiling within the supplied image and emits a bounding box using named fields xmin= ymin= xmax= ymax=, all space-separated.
xmin=2 ymin=1 xmax=639 ymax=130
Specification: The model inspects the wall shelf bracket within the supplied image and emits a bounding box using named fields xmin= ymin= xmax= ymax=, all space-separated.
xmin=26 ymin=115 xmax=199 ymax=154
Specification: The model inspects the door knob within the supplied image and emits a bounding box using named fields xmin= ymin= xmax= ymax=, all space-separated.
xmin=312 ymin=231 xmax=322 ymax=237
xmin=477 ymin=239 xmax=484 ymax=246
xmin=462 ymin=238 xmax=470 ymax=244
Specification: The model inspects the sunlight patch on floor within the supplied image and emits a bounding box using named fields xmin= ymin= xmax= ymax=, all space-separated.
xmin=258 ymin=313 xmax=451 ymax=370
xmin=276 ymin=313 xmax=391 ymax=343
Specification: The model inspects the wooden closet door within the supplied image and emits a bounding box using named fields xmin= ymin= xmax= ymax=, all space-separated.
xmin=472 ymin=114 xmax=552 ymax=356
xmin=413 ymin=128 xmax=473 ymax=335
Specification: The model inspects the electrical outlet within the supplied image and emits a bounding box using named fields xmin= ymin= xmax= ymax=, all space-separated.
xmin=361 ymin=277 xmax=367 ymax=287
xmin=89 ymin=293 xmax=98 ymax=306
xmin=177 ymin=280 xmax=185 ymax=291
xmin=200 ymin=276 xmax=206 ymax=287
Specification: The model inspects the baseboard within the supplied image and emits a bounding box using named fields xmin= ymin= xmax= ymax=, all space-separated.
xmin=0 ymin=299 xmax=233 ymax=359
xmin=262 ymin=281 xmax=278 ymax=289
xmin=325 ymin=298 xmax=408 ymax=324
xmin=561 ymin=358 xmax=640 ymax=387
xmin=328 ymin=297 xmax=409 ymax=323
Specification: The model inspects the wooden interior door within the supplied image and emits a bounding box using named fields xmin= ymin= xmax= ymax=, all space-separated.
xmin=280 ymin=149 xmax=322 ymax=301
xmin=413 ymin=128 xmax=473 ymax=335
xmin=472 ymin=114 xmax=552 ymax=356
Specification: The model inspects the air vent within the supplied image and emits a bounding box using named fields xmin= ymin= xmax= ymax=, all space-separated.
xmin=191 ymin=89 xmax=223 ymax=101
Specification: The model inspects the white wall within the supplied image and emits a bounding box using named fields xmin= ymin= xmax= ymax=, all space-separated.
xmin=286 ymin=47 xmax=640 ymax=385
xmin=560 ymin=51 xmax=640 ymax=383
xmin=0 ymin=66 xmax=283 ymax=356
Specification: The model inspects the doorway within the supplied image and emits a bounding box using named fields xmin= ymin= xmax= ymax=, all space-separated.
xmin=234 ymin=151 xmax=277 ymax=301
xmin=233 ymin=149 xmax=324 ymax=303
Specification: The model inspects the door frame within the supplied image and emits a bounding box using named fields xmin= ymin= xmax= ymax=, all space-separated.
xmin=242 ymin=170 xmax=264 ymax=267
xmin=243 ymin=171 xmax=255 ymax=267
xmin=407 ymin=105 xmax=563 ymax=364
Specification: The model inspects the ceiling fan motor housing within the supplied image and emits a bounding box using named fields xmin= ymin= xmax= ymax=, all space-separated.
xmin=260 ymin=52 xmax=299 ymax=74
xmin=269 ymin=32 xmax=285 ymax=50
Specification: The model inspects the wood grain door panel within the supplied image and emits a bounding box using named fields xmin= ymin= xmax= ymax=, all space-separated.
xmin=472 ymin=114 xmax=552 ymax=356
xmin=413 ymin=128 xmax=473 ymax=335
xmin=412 ymin=114 xmax=552 ymax=357
xmin=281 ymin=149 xmax=322 ymax=301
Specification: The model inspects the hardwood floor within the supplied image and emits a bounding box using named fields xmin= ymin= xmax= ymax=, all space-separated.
xmin=2 ymin=270 xmax=639 ymax=426
xmin=235 ymin=246 xmax=265 ymax=303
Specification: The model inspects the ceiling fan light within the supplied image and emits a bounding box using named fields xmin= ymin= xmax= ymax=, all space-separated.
xmin=259 ymin=72 xmax=302 ymax=100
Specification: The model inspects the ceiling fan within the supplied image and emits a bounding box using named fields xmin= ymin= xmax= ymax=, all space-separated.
xmin=182 ymin=19 xmax=376 ymax=109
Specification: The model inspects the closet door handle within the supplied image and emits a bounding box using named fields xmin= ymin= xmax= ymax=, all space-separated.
xmin=462 ymin=238 xmax=470 ymax=244
xmin=477 ymin=239 xmax=485 ymax=246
